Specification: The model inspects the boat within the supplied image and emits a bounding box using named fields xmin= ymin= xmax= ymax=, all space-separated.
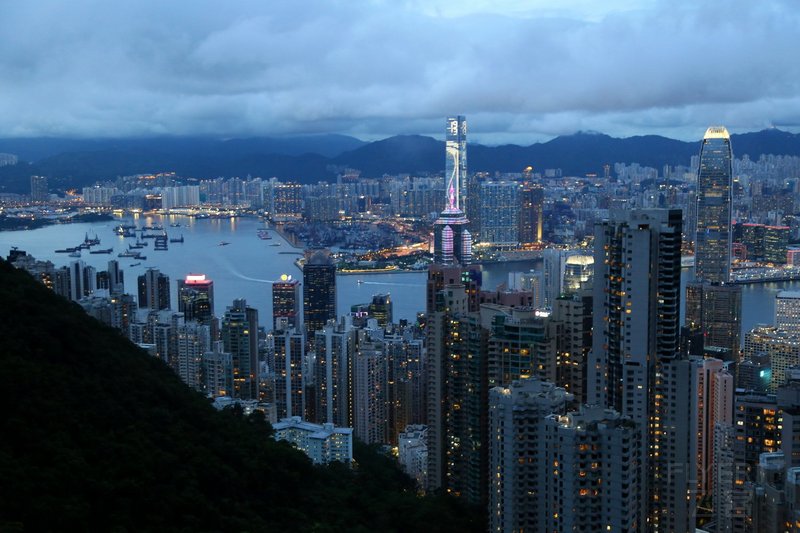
xmin=68 ymin=250 xmax=81 ymax=258
xmin=357 ymin=279 xmax=364 ymax=284
xmin=257 ymin=229 xmax=271 ymax=240
xmin=55 ymin=247 xmax=78 ymax=253
xmin=170 ymin=223 xmax=181 ymax=228
xmin=269 ymin=242 xmax=281 ymax=246
xmin=130 ymin=262 xmax=141 ymax=267
xmin=136 ymin=255 xmax=147 ymax=260
xmin=218 ymin=241 xmax=231 ymax=246
xmin=118 ymin=251 xmax=138 ymax=258
xmin=154 ymin=235 xmax=168 ymax=251
xmin=89 ymin=248 xmax=113 ymax=254
xmin=169 ymin=234 xmax=184 ymax=243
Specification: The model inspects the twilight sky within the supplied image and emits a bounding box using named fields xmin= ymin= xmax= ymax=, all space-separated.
xmin=0 ymin=0 xmax=798 ymax=144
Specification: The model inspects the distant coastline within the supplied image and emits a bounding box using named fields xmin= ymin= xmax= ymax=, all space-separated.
xmin=0 ymin=212 xmax=113 ymax=232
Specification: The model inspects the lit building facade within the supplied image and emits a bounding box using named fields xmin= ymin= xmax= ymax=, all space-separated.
xmin=303 ymin=249 xmax=336 ymax=338
xmin=695 ymin=126 xmax=733 ymax=283
xmin=272 ymin=273 xmax=301 ymax=329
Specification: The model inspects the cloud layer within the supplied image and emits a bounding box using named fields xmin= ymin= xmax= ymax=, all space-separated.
xmin=0 ymin=0 xmax=797 ymax=143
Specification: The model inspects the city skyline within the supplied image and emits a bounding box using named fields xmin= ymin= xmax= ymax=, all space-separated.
xmin=0 ymin=1 xmax=798 ymax=143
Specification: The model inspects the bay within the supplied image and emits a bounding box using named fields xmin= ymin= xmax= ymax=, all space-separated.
xmin=1 ymin=215 xmax=794 ymax=340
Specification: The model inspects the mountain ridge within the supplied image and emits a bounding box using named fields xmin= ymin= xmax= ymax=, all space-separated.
xmin=0 ymin=129 xmax=798 ymax=193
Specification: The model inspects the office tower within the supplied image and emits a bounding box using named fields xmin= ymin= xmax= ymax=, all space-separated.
xmin=107 ymin=260 xmax=124 ymax=296
xmin=479 ymin=181 xmax=518 ymax=246
xmin=176 ymin=321 xmax=211 ymax=391
xmin=221 ymin=299 xmax=259 ymax=400
xmin=177 ymin=274 xmax=214 ymax=322
xmin=446 ymin=115 xmax=468 ymax=220
xmin=433 ymin=116 xmax=472 ymax=265
xmin=30 ymin=175 xmax=48 ymax=202
xmin=518 ymin=183 xmax=543 ymax=245
xmin=562 ymin=254 xmax=593 ymax=294
xmin=367 ymin=293 xmax=392 ymax=328
xmin=203 ymin=341 xmax=234 ymax=397
xmin=695 ymin=126 xmax=733 ymax=283
xmin=314 ymin=317 xmax=355 ymax=427
xmin=273 ymin=325 xmax=305 ymax=419
xmin=777 ymin=291 xmax=800 ymax=334
xmin=689 ymin=127 xmax=742 ymax=363
xmin=738 ymin=352 xmax=772 ymax=392
xmin=685 ymin=281 xmax=742 ymax=361
xmin=488 ymin=378 xmax=572 ymax=533
xmin=744 ymin=326 xmax=800 ymax=391
xmin=541 ymin=407 xmax=643 ymax=532
xmin=589 ymin=208 xmax=694 ymax=531
xmin=272 ymin=274 xmax=301 ymax=329
xmin=303 ymin=249 xmax=336 ymax=338
xmin=137 ymin=268 xmax=170 ymax=311
xmin=764 ymin=225 xmax=790 ymax=263
xmin=353 ymin=343 xmax=387 ymax=445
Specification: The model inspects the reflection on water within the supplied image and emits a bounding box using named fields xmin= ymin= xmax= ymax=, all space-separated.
xmin=1 ymin=216 xmax=796 ymax=338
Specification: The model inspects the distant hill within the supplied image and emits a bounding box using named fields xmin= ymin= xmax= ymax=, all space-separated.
xmin=0 ymin=259 xmax=481 ymax=531
xmin=0 ymin=129 xmax=798 ymax=193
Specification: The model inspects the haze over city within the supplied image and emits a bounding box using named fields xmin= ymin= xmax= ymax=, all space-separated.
xmin=1 ymin=0 xmax=799 ymax=143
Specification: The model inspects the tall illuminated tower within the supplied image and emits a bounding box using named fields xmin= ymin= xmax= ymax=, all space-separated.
xmin=445 ymin=115 xmax=467 ymax=212
xmin=433 ymin=116 xmax=472 ymax=265
xmin=688 ymin=127 xmax=741 ymax=361
xmin=695 ymin=126 xmax=733 ymax=283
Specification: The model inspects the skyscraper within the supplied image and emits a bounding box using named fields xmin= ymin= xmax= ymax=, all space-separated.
xmin=695 ymin=126 xmax=733 ymax=283
xmin=445 ymin=115 xmax=467 ymax=215
xmin=689 ymin=126 xmax=742 ymax=361
xmin=138 ymin=268 xmax=170 ymax=311
xmin=221 ymin=299 xmax=259 ymax=400
xmin=433 ymin=116 xmax=472 ymax=265
xmin=518 ymin=183 xmax=544 ymax=246
xmin=589 ymin=208 xmax=695 ymax=531
xmin=303 ymin=249 xmax=336 ymax=338
xmin=30 ymin=175 xmax=48 ymax=202
xmin=177 ymin=273 xmax=214 ymax=322
xmin=272 ymin=273 xmax=301 ymax=329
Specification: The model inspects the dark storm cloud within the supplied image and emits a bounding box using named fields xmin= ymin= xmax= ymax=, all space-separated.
xmin=0 ymin=0 xmax=797 ymax=142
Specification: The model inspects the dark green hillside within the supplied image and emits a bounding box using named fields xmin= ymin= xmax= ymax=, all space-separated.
xmin=0 ymin=259 xmax=480 ymax=532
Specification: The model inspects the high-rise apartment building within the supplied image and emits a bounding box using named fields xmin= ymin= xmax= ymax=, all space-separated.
xmin=30 ymin=175 xmax=48 ymax=202
xmin=272 ymin=273 xmax=301 ymax=329
xmin=488 ymin=377 xmax=572 ymax=533
xmin=221 ymin=299 xmax=259 ymax=400
xmin=303 ymin=249 xmax=336 ymax=338
xmin=138 ymin=268 xmax=170 ymax=311
xmin=479 ymin=181 xmax=519 ymax=246
xmin=273 ymin=325 xmax=305 ymax=419
xmin=589 ymin=208 xmax=695 ymax=531
xmin=314 ymin=317 xmax=355 ymax=427
xmin=542 ymin=407 xmax=643 ymax=532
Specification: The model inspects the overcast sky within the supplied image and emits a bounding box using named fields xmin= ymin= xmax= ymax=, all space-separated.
xmin=0 ymin=0 xmax=798 ymax=144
